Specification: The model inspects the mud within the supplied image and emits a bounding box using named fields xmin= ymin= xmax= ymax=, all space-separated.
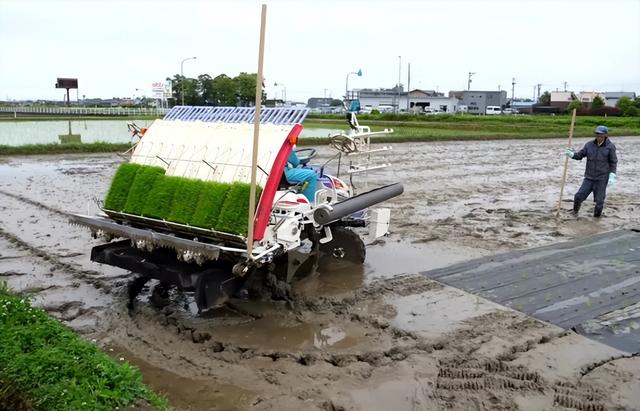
xmin=1 ymin=137 xmax=639 ymax=410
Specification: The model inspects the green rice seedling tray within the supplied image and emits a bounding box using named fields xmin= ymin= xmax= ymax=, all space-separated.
xmin=103 ymin=163 xmax=143 ymax=211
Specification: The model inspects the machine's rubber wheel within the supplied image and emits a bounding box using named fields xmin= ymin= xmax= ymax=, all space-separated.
xmin=150 ymin=282 xmax=172 ymax=308
xmin=270 ymin=225 xmax=321 ymax=284
xmin=194 ymin=268 xmax=245 ymax=312
xmin=320 ymin=226 xmax=366 ymax=265
xmin=294 ymin=226 xmax=321 ymax=279
xmin=127 ymin=275 xmax=150 ymax=311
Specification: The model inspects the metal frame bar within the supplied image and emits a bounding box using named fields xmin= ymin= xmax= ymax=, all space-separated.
xmin=164 ymin=106 xmax=309 ymax=125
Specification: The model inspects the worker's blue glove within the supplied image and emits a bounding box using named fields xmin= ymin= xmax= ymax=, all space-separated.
xmin=608 ymin=173 xmax=617 ymax=186
xmin=564 ymin=149 xmax=574 ymax=159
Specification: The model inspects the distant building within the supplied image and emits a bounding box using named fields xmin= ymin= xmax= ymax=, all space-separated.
xmin=604 ymin=92 xmax=637 ymax=107
xmin=356 ymin=85 xmax=406 ymax=110
xmin=550 ymin=91 xmax=576 ymax=110
xmin=450 ymin=91 xmax=507 ymax=114
xmin=410 ymin=96 xmax=459 ymax=113
xmin=512 ymin=101 xmax=535 ymax=114
xmin=577 ymin=91 xmax=604 ymax=103
xmin=356 ymin=87 xmax=445 ymax=112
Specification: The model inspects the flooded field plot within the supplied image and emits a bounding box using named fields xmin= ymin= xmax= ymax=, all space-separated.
xmin=1 ymin=137 xmax=639 ymax=410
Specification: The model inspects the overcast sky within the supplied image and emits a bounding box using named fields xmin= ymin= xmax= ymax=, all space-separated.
xmin=1 ymin=0 xmax=639 ymax=102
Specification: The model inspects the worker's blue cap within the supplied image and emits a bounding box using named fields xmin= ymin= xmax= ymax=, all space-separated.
xmin=595 ymin=125 xmax=608 ymax=135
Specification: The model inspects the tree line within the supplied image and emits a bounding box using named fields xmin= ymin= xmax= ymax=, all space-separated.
xmin=167 ymin=72 xmax=264 ymax=106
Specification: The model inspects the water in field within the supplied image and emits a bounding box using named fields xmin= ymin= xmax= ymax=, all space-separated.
xmin=0 ymin=119 xmax=153 ymax=146
xmin=0 ymin=119 xmax=342 ymax=146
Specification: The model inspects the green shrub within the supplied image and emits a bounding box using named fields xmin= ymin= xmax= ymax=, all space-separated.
xmin=142 ymin=176 xmax=180 ymax=219
xmin=0 ymin=292 xmax=167 ymax=411
xmin=216 ymin=183 xmax=263 ymax=236
xmin=103 ymin=163 xmax=142 ymax=211
xmin=191 ymin=182 xmax=230 ymax=230
xmin=168 ymin=178 xmax=206 ymax=224
xmin=122 ymin=166 xmax=165 ymax=215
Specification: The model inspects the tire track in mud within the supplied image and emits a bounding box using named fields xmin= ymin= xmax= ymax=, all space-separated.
xmin=0 ymin=228 xmax=113 ymax=329
xmin=553 ymin=382 xmax=607 ymax=411
xmin=0 ymin=189 xmax=68 ymax=217
xmin=0 ymin=190 xmax=121 ymax=331
xmin=0 ymin=226 xmax=107 ymax=288
xmin=429 ymin=310 xmax=613 ymax=410
xmin=125 ymin=275 xmax=448 ymax=369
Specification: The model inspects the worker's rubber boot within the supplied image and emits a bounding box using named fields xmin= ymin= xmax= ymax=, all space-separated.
xmin=572 ymin=201 xmax=581 ymax=216
xmin=594 ymin=205 xmax=603 ymax=218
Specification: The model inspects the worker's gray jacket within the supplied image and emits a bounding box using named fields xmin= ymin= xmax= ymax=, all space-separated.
xmin=572 ymin=138 xmax=617 ymax=181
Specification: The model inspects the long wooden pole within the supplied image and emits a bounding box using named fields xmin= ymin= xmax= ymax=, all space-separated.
xmin=556 ymin=108 xmax=577 ymax=218
xmin=247 ymin=4 xmax=267 ymax=256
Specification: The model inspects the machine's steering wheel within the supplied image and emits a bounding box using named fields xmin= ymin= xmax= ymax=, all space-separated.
xmin=295 ymin=148 xmax=317 ymax=165
xmin=330 ymin=134 xmax=358 ymax=154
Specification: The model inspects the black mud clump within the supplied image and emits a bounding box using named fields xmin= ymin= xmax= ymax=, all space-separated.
xmin=0 ymin=379 xmax=33 ymax=411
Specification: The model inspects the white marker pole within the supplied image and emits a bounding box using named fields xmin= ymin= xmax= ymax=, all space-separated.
xmin=556 ymin=108 xmax=577 ymax=218
xmin=247 ymin=4 xmax=267 ymax=256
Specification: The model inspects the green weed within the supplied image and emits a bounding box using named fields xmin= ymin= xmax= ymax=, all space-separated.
xmin=0 ymin=292 xmax=168 ymax=411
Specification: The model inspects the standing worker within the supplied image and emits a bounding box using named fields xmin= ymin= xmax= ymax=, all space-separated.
xmin=565 ymin=125 xmax=618 ymax=217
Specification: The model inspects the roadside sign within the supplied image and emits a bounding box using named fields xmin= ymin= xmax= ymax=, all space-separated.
xmin=152 ymin=81 xmax=164 ymax=99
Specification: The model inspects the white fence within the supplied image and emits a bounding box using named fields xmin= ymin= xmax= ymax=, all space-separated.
xmin=0 ymin=106 xmax=169 ymax=117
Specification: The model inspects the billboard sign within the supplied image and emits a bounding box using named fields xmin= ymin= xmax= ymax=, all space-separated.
xmin=152 ymin=81 xmax=173 ymax=99
xmin=152 ymin=81 xmax=164 ymax=99
xmin=55 ymin=78 xmax=78 ymax=89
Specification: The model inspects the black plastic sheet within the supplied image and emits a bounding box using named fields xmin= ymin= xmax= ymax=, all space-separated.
xmin=421 ymin=229 xmax=640 ymax=353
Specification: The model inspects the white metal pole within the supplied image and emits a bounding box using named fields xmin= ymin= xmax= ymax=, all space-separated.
xmin=247 ymin=4 xmax=267 ymax=256
xmin=406 ymin=62 xmax=411 ymax=112
xmin=396 ymin=56 xmax=401 ymax=113
xmin=556 ymin=108 xmax=577 ymax=218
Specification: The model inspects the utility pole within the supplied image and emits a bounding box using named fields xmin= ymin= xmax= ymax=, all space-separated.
xmin=563 ymin=81 xmax=568 ymax=92
xmin=406 ymin=62 xmax=411 ymax=112
xmin=467 ymin=72 xmax=475 ymax=90
xmin=511 ymin=77 xmax=516 ymax=107
xmin=180 ymin=56 xmax=197 ymax=106
xmin=396 ymin=55 xmax=401 ymax=113
xmin=537 ymin=83 xmax=542 ymax=101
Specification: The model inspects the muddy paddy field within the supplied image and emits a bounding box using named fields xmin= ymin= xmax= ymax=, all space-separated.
xmin=1 ymin=137 xmax=639 ymax=410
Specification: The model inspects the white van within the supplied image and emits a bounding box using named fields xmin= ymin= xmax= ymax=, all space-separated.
xmin=485 ymin=106 xmax=502 ymax=115
xmin=377 ymin=105 xmax=395 ymax=113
